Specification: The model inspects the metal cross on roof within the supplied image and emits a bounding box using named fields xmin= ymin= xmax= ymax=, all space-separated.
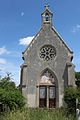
xmin=45 ymin=4 xmax=49 ymax=9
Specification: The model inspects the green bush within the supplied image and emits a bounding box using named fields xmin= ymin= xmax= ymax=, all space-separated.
xmin=64 ymin=87 xmax=80 ymax=113
xmin=0 ymin=73 xmax=25 ymax=111
xmin=0 ymin=89 xmax=25 ymax=110
xmin=64 ymin=87 xmax=76 ymax=113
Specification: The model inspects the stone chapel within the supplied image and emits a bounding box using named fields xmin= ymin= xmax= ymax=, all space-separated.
xmin=20 ymin=5 xmax=75 ymax=108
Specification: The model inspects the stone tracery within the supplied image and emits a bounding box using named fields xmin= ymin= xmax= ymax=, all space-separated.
xmin=39 ymin=45 xmax=56 ymax=61
xmin=40 ymin=69 xmax=55 ymax=84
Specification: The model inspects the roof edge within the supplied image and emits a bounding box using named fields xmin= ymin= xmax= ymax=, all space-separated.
xmin=52 ymin=26 xmax=73 ymax=54
xmin=41 ymin=9 xmax=53 ymax=16
xmin=22 ymin=28 xmax=42 ymax=54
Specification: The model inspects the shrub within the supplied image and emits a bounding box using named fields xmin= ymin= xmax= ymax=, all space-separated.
xmin=0 ymin=89 xmax=25 ymax=110
xmin=0 ymin=73 xmax=25 ymax=111
xmin=64 ymin=87 xmax=76 ymax=113
xmin=64 ymin=87 xmax=80 ymax=114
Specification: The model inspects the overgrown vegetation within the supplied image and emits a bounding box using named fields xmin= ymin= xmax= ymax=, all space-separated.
xmin=1 ymin=72 xmax=80 ymax=120
xmin=0 ymin=73 xmax=25 ymax=112
xmin=64 ymin=87 xmax=80 ymax=114
xmin=64 ymin=72 xmax=80 ymax=114
xmin=0 ymin=108 xmax=75 ymax=120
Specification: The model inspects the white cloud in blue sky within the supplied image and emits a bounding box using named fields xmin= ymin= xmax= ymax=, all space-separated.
xmin=0 ymin=0 xmax=80 ymax=85
xmin=19 ymin=36 xmax=34 ymax=45
xmin=21 ymin=12 xmax=24 ymax=17
xmin=72 ymin=24 xmax=80 ymax=33
xmin=0 ymin=46 xmax=20 ymax=85
xmin=0 ymin=58 xmax=7 ymax=64
xmin=0 ymin=46 xmax=10 ymax=55
xmin=0 ymin=61 xmax=20 ymax=85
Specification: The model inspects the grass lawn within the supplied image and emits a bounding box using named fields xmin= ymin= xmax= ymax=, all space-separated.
xmin=0 ymin=108 xmax=76 ymax=120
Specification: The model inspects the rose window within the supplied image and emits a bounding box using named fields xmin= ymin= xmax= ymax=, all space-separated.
xmin=39 ymin=45 xmax=56 ymax=61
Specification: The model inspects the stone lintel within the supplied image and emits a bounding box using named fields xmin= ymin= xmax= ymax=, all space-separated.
xmin=20 ymin=63 xmax=27 ymax=68
xmin=21 ymin=84 xmax=26 ymax=88
xmin=66 ymin=62 xmax=72 ymax=67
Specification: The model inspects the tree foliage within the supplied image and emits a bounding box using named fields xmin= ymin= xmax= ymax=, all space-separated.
xmin=0 ymin=73 xmax=25 ymax=111
xmin=75 ymin=72 xmax=80 ymax=87
xmin=75 ymin=72 xmax=80 ymax=80
xmin=64 ymin=87 xmax=80 ymax=113
xmin=0 ymin=89 xmax=25 ymax=110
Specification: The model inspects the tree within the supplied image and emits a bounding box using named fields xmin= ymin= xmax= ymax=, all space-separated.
xmin=64 ymin=87 xmax=80 ymax=113
xmin=0 ymin=73 xmax=25 ymax=111
xmin=64 ymin=87 xmax=76 ymax=113
xmin=0 ymin=76 xmax=16 ymax=90
xmin=75 ymin=72 xmax=80 ymax=87
xmin=75 ymin=72 xmax=80 ymax=80
xmin=0 ymin=89 xmax=25 ymax=110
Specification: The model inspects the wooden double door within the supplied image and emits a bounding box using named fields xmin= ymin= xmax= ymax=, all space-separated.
xmin=39 ymin=86 xmax=56 ymax=108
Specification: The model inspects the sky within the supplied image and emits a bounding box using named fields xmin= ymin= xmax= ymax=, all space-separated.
xmin=0 ymin=0 xmax=80 ymax=85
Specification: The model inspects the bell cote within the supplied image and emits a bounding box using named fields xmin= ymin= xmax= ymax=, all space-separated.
xmin=41 ymin=5 xmax=53 ymax=26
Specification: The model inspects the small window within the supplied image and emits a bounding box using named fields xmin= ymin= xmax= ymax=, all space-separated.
xmin=45 ymin=13 xmax=49 ymax=21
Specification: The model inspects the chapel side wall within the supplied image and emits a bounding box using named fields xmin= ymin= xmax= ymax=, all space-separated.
xmin=20 ymin=65 xmax=28 ymax=104
xmin=67 ymin=63 xmax=75 ymax=87
xmin=26 ymin=64 xmax=39 ymax=107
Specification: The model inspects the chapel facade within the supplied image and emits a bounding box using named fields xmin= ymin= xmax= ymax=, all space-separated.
xmin=20 ymin=6 xmax=75 ymax=108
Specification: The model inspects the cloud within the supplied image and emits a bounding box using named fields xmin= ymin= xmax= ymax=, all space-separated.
xmin=19 ymin=36 xmax=34 ymax=45
xmin=0 ymin=61 xmax=20 ymax=85
xmin=21 ymin=12 xmax=24 ymax=17
xmin=0 ymin=46 xmax=10 ymax=55
xmin=0 ymin=58 xmax=7 ymax=64
xmin=72 ymin=24 xmax=80 ymax=33
xmin=0 ymin=67 xmax=5 ymax=72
